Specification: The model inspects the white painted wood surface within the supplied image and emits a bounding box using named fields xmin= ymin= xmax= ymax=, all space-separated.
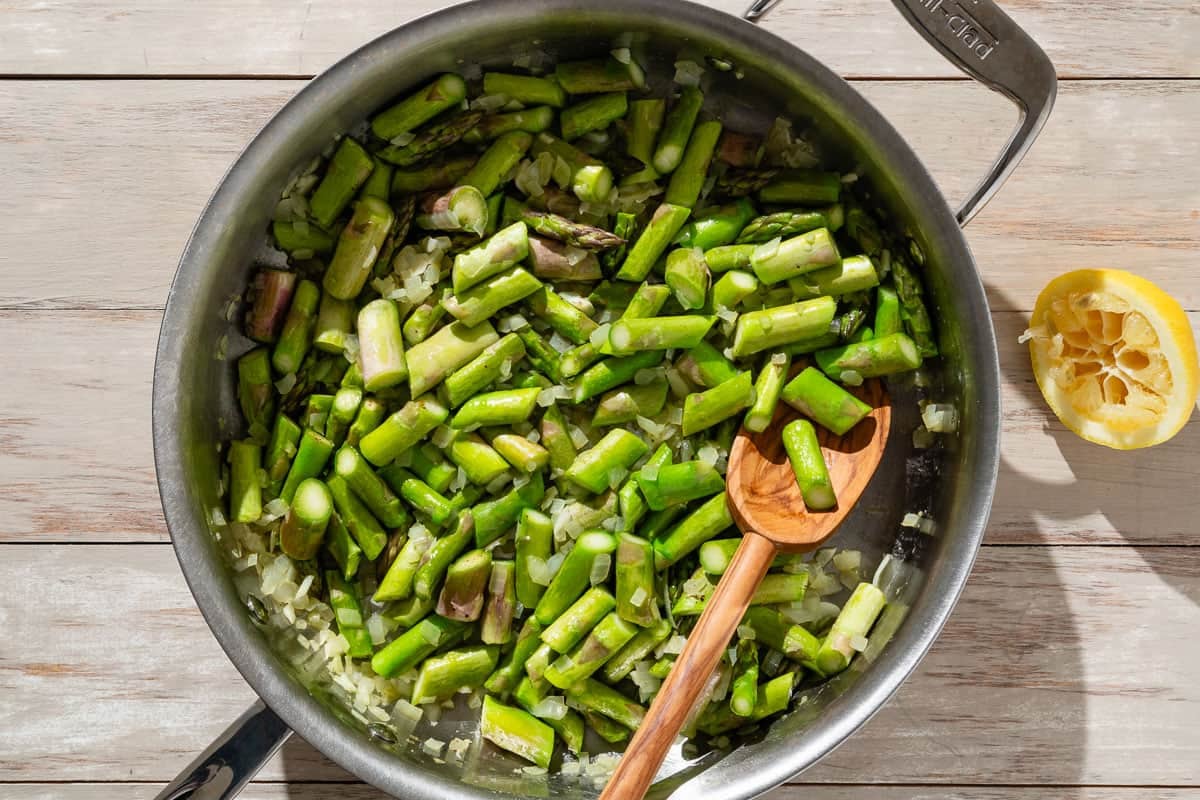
xmin=1 ymin=1 xmax=1198 ymax=798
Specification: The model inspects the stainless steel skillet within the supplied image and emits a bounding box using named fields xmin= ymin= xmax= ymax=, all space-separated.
xmin=152 ymin=1 xmax=1054 ymax=796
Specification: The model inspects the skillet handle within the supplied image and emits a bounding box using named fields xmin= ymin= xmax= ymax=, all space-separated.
xmin=154 ymin=701 xmax=291 ymax=800
xmin=744 ymin=0 xmax=1057 ymax=227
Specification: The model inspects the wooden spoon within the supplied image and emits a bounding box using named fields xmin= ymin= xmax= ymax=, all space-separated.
xmin=599 ymin=378 xmax=891 ymax=800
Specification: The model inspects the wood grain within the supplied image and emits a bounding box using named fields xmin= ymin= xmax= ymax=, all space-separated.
xmin=728 ymin=377 xmax=890 ymax=547
xmin=3 ymin=310 xmax=1195 ymax=545
xmin=1 ymin=80 xmax=1198 ymax=311
xmin=0 ymin=544 xmax=1195 ymax=786
xmin=0 ymin=0 xmax=1195 ymax=78
xmin=2 ymin=785 xmax=1196 ymax=800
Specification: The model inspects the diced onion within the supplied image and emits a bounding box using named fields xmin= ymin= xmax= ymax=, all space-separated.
xmin=922 ymin=403 xmax=959 ymax=433
xmin=673 ymin=59 xmax=704 ymax=86
xmin=590 ymin=553 xmax=612 ymax=585
xmin=530 ymin=695 xmax=568 ymax=719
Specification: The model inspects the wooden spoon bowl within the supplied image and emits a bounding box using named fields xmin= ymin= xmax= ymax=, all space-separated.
xmin=599 ymin=378 xmax=891 ymax=800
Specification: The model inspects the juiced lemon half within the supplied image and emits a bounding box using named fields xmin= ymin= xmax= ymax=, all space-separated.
xmin=1025 ymin=269 xmax=1198 ymax=449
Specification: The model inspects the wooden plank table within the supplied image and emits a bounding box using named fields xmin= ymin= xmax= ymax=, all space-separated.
xmin=1 ymin=2 xmax=1197 ymax=798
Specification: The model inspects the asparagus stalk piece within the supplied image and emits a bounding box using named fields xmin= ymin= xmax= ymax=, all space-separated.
xmin=538 ymin=404 xmax=576 ymax=474
xmin=782 ymin=331 xmax=840 ymax=355
xmin=605 ymin=315 xmax=714 ymax=356
xmin=322 ymin=198 xmax=395 ymax=301
xmin=407 ymin=443 xmax=457 ymax=494
xmin=279 ymin=428 xmax=335 ymax=503
xmin=682 ymin=370 xmax=755 ymax=436
xmin=617 ymin=443 xmax=672 ymax=532
xmin=483 ymin=72 xmax=567 ymax=107
xmin=302 ymin=394 xmax=333 ymax=432
xmin=246 ymin=269 xmax=298 ymax=343
xmin=512 ymin=678 xmax=586 ymax=753
xmin=664 ymin=247 xmax=711 ymax=310
xmin=816 ymin=582 xmax=887 ymax=675
xmin=815 ymin=332 xmax=922 ymax=380
xmin=479 ymin=560 xmax=517 ymax=645
xmin=324 ymin=387 xmax=362 ymax=447
xmin=697 ymin=672 xmax=795 ymax=735
xmin=788 ymin=254 xmax=880 ymax=299
xmin=744 ymin=352 xmax=791 ymax=432
xmin=555 ymin=56 xmax=645 ymax=94
xmin=486 ymin=616 xmax=546 ymax=695
xmin=381 ymin=467 xmax=456 ymax=527
xmin=414 ymin=185 xmax=488 ymax=236
xmin=444 ymin=334 xmax=525 ymax=407
xmin=742 ymin=606 xmax=820 ymax=662
xmin=782 ymin=419 xmax=836 ymax=510
xmin=665 ymin=119 xmax=723 ymax=208
xmin=603 ymin=211 xmax=637 ymax=271
xmin=527 ymin=286 xmax=599 ymax=344
xmin=561 ymin=92 xmax=628 ymax=140
xmin=534 ymin=530 xmax=618 ymax=625
xmin=450 ymin=387 xmax=541 ymax=430
xmin=466 ymin=105 xmax=558 ymax=144
xmin=527 ymin=235 xmax=604 ymax=282
xmin=602 ymin=618 xmax=672 ymax=682
xmin=325 ymin=514 xmax=362 ymax=580
xmin=614 ymin=202 xmax=691 ymax=282
xmin=511 ymin=509 xmax=554 ymax=610
xmin=473 ymin=472 xmax=544 ymax=547
xmin=565 ymin=429 xmax=650 ymax=494
xmin=749 ymin=228 xmax=841 ymax=285
xmin=326 ymin=474 xmax=388 ymax=560
xmin=758 ymin=168 xmax=842 ymax=205
xmin=637 ymin=460 xmax=726 ymax=510
xmin=333 ymin=445 xmax=410 ymax=528
xmin=592 ymin=379 xmax=669 ymax=427
xmin=325 ymin=570 xmax=374 ymax=658
xmin=271 ymin=279 xmax=320 ymax=375
xmin=406 ymin=320 xmax=499 ymax=397
xmin=626 ymin=98 xmax=666 ymax=170
xmin=731 ymin=296 xmax=837 ymax=357
xmin=675 ymin=339 xmax=739 ymax=388
xmin=565 ymin=678 xmax=646 ymax=729
xmin=480 ymin=695 xmax=555 ymax=770
xmin=730 ymin=639 xmax=759 ymax=717
xmin=653 ymin=86 xmax=704 ymax=174
xmin=513 ymin=328 xmax=562 ymax=383
xmin=539 ymin=586 xmax=615 ymax=654
xmin=411 ymin=645 xmax=499 ymax=705
xmin=615 ymin=533 xmax=660 ymax=626
xmin=345 ymin=397 xmax=386 ymax=448
xmin=237 ymin=349 xmax=276 ymax=442
xmin=452 ymin=221 xmax=530 ymax=293
xmin=391 ymin=154 xmax=477 ymax=194
xmin=704 ymin=243 xmax=757 ymax=273
xmin=376 ymin=110 xmax=483 ymax=167
xmin=360 ymin=398 xmax=449 ymax=466
xmin=309 ymin=137 xmax=375 ymax=228
xmin=673 ymin=572 xmax=807 ymax=616
xmin=264 ymin=413 xmax=302 ymax=496
xmin=712 ymin=269 xmax=759 ymax=310
xmin=371 ymin=73 xmax=468 ymax=141
xmin=446 ymin=433 xmax=511 ymax=486
xmin=272 ymin=220 xmax=334 ymax=257
xmin=780 ymin=366 xmax=872 ymax=436
xmin=491 ymin=434 xmax=550 ymax=473
xmin=573 ymin=350 xmax=663 ymax=404
xmin=530 ymin=132 xmax=614 ymax=204
xmin=461 ymin=130 xmax=534 ymax=197
xmin=371 ymin=614 xmax=468 ymax=678
xmin=436 ymin=548 xmax=492 ymax=622
xmin=413 ymin=511 xmax=475 ymax=600
xmin=400 ymin=290 xmax=446 ymax=347
xmin=444 ymin=266 xmax=543 ymax=328
xmin=545 ymin=612 xmax=638 ymax=688
xmin=737 ymin=206 xmax=843 ymax=244
xmin=874 ymin=285 xmax=903 ymax=337
xmin=676 ymin=199 xmax=757 ymax=251
xmin=564 ymin=281 xmax=671 ymax=375
xmin=373 ymin=524 xmax=430 ymax=601
xmin=355 ymin=299 xmax=407 ymax=391
xmin=312 ymin=294 xmax=355 ymax=355
xmin=228 ymin=440 xmax=263 ymax=524
xmin=653 ymin=491 xmax=734 ymax=569
xmin=358 ymin=157 xmax=392 ymax=200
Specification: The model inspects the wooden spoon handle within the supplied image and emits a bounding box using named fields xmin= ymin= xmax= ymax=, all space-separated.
xmin=599 ymin=530 xmax=778 ymax=800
